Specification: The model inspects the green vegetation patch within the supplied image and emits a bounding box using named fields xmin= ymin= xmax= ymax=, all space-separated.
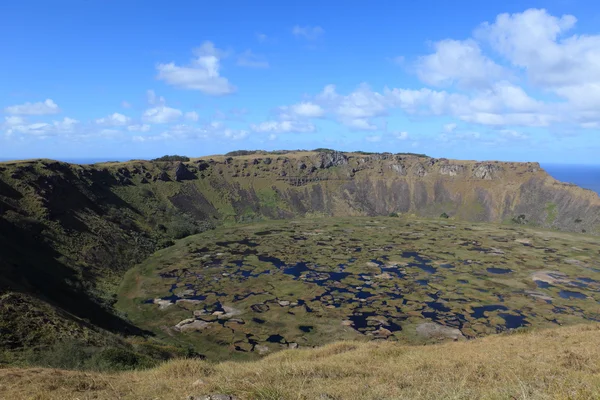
xmin=117 ymin=216 xmax=600 ymax=361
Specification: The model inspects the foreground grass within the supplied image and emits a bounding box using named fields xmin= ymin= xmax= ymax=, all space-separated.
xmin=2 ymin=323 xmax=599 ymax=399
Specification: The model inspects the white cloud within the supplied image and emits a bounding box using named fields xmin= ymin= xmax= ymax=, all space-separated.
xmin=278 ymin=102 xmax=325 ymax=119
xmin=292 ymin=25 xmax=325 ymax=40
xmin=393 ymin=131 xmax=409 ymax=140
xmin=477 ymin=9 xmax=600 ymax=109
xmin=237 ymin=50 xmax=269 ymax=68
xmin=132 ymin=120 xmax=247 ymax=142
xmin=121 ymin=101 xmax=132 ymax=109
xmin=250 ymin=120 xmax=316 ymax=133
xmin=5 ymin=117 xmax=78 ymax=137
xmin=416 ymin=39 xmax=506 ymax=88
xmin=142 ymin=106 xmax=183 ymax=124
xmin=346 ymin=118 xmax=378 ymax=131
xmin=443 ymin=123 xmax=457 ymax=133
xmin=366 ymin=135 xmax=382 ymax=142
xmin=4 ymin=99 xmax=60 ymax=115
xmin=498 ymin=129 xmax=529 ymax=140
xmin=156 ymin=41 xmax=235 ymax=95
xmin=223 ymin=129 xmax=249 ymax=140
xmin=185 ymin=111 xmax=199 ymax=122
xmin=313 ymin=84 xmax=388 ymax=130
xmin=95 ymin=112 xmax=131 ymax=126
xmin=127 ymin=124 xmax=151 ymax=132
xmin=4 ymin=116 xmax=26 ymax=126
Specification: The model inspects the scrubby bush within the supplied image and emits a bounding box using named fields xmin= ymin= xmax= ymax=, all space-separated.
xmin=389 ymin=212 xmax=399 ymax=217
xmin=225 ymin=150 xmax=260 ymax=156
xmin=167 ymin=212 xmax=204 ymax=239
xmin=30 ymin=340 xmax=91 ymax=370
xmin=152 ymin=155 xmax=190 ymax=162
xmin=440 ymin=212 xmax=449 ymax=219
xmin=24 ymin=341 xmax=158 ymax=372
xmin=88 ymin=348 xmax=155 ymax=371
xmin=396 ymin=152 xmax=430 ymax=158
xmin=512 ymin=214 xmax=528 ymax=224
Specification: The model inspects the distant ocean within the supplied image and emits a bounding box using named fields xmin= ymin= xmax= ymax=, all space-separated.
xmin=0 ymin=157 xmax=130 ymax=164
xmin=542 ymin=164 xmax=600 ymax=195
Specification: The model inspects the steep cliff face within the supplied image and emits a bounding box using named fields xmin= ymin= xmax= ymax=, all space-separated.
xmin=114 ymin=151 xmax=597 ymax=233
xmin=0 ymin=151 xmax=599 ymax=351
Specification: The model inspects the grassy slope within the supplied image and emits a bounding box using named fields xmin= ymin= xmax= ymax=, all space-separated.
xmin=1 ymin=323 xmax=599 ymax=399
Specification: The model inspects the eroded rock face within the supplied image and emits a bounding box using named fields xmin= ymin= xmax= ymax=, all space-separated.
xmin=439 ymin=164 xmax=464 ymax=176
xmin=390 ymin=164 xmax=407 ymax=175
xmin=413 ymin=163 xmax=427 ymax=177
xmin=318 ymin=151 xmax=348 ymax=168
xmin=155 ymin=171 xmax=170 ymax=182
xmin=472 ymin=164 xmax=502 ymax=180
xmin=416 ymin=322 xmax=464 ymax=340
xmin=175 ymin=162 xmax=195 ymax=181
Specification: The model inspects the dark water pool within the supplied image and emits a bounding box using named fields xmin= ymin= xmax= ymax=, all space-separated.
xmin=559 ymin=290 xmax=586 ymax=300
xmin=487 ymin=268 xmax=512 ymax=274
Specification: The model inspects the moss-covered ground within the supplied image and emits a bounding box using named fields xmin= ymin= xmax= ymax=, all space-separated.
xmin=117 ymin=216 xmax=600 ymax=361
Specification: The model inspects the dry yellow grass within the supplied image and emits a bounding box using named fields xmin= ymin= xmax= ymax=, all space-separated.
xmin=2 ymin=324 xmax=600 ymax=400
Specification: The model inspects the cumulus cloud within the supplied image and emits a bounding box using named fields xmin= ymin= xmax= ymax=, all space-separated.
xmin=156 ymin=41 xmax=236 ymax=95
xmin=476 ymin=8 xmax=600 ymax=111
xmin=95 ymin=113 xmax=131 ymax=126
xmin=365 ymin=135 xmax=382 ymax=142
xmin=250 ymin=120 xmax=316 ymax=133
xmin=292 ymin=25 xmax=325 ymax=40
xmin=185 ymin=111 xmax=200 ymax=122
xmin=443 ymin=123 xmax=457 ymax=133
xmin=4 ymin=99 xmax=60 ymax=115
xmin=416 ymin=39 xmax=507 ymax=88
xmin=4 ymin=116 xmax=26 ymax=126
xmin=127 ymin=124 xmax=151 ymax=132
xmin=312 ymin=84 xmax=388 ymax=130
xmin=393 ymin=131 xmax=409 ymax=140
xmin=132 ymin=121 xmax=247 ymax=142
xmin=237 ymin=50 xmax=269 ymax=68
xmin=142 ymin=106 xmax=183 ymax=124
xmin=278 ymin=102 xmax=325 ymax=119
xmin=5 ymin=117 xmax=78 ymax=137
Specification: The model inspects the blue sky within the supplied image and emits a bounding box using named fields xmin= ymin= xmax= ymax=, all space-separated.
xmin=2 ymin=0 xmax=600 ymax=163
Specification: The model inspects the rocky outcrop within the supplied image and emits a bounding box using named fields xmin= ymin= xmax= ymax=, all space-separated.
xmin=154 ymin=171 xmax=170 ymax=182
xmin=317 ymin=151 xmax=348 ymax=169
xmin=472 ymin=164 xmax=502 ymax=180
xmin=390 ymin=164 xmax=407 ymax=176
xmin=416 ymin=322 xmax=465 ymax=340
xmin=439 ymin=164 xmax=464 ymax=176
xmin=412 ymin=163 xmax=427 ymax=177
xmin=175 ymin=162 xmax=195 ymax=181
xmin=174 ymin=318 xmax=211 ymax=332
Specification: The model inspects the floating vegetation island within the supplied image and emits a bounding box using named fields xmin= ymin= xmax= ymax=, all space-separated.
xmin=118 ymin=216 xmax=600 ymax=360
